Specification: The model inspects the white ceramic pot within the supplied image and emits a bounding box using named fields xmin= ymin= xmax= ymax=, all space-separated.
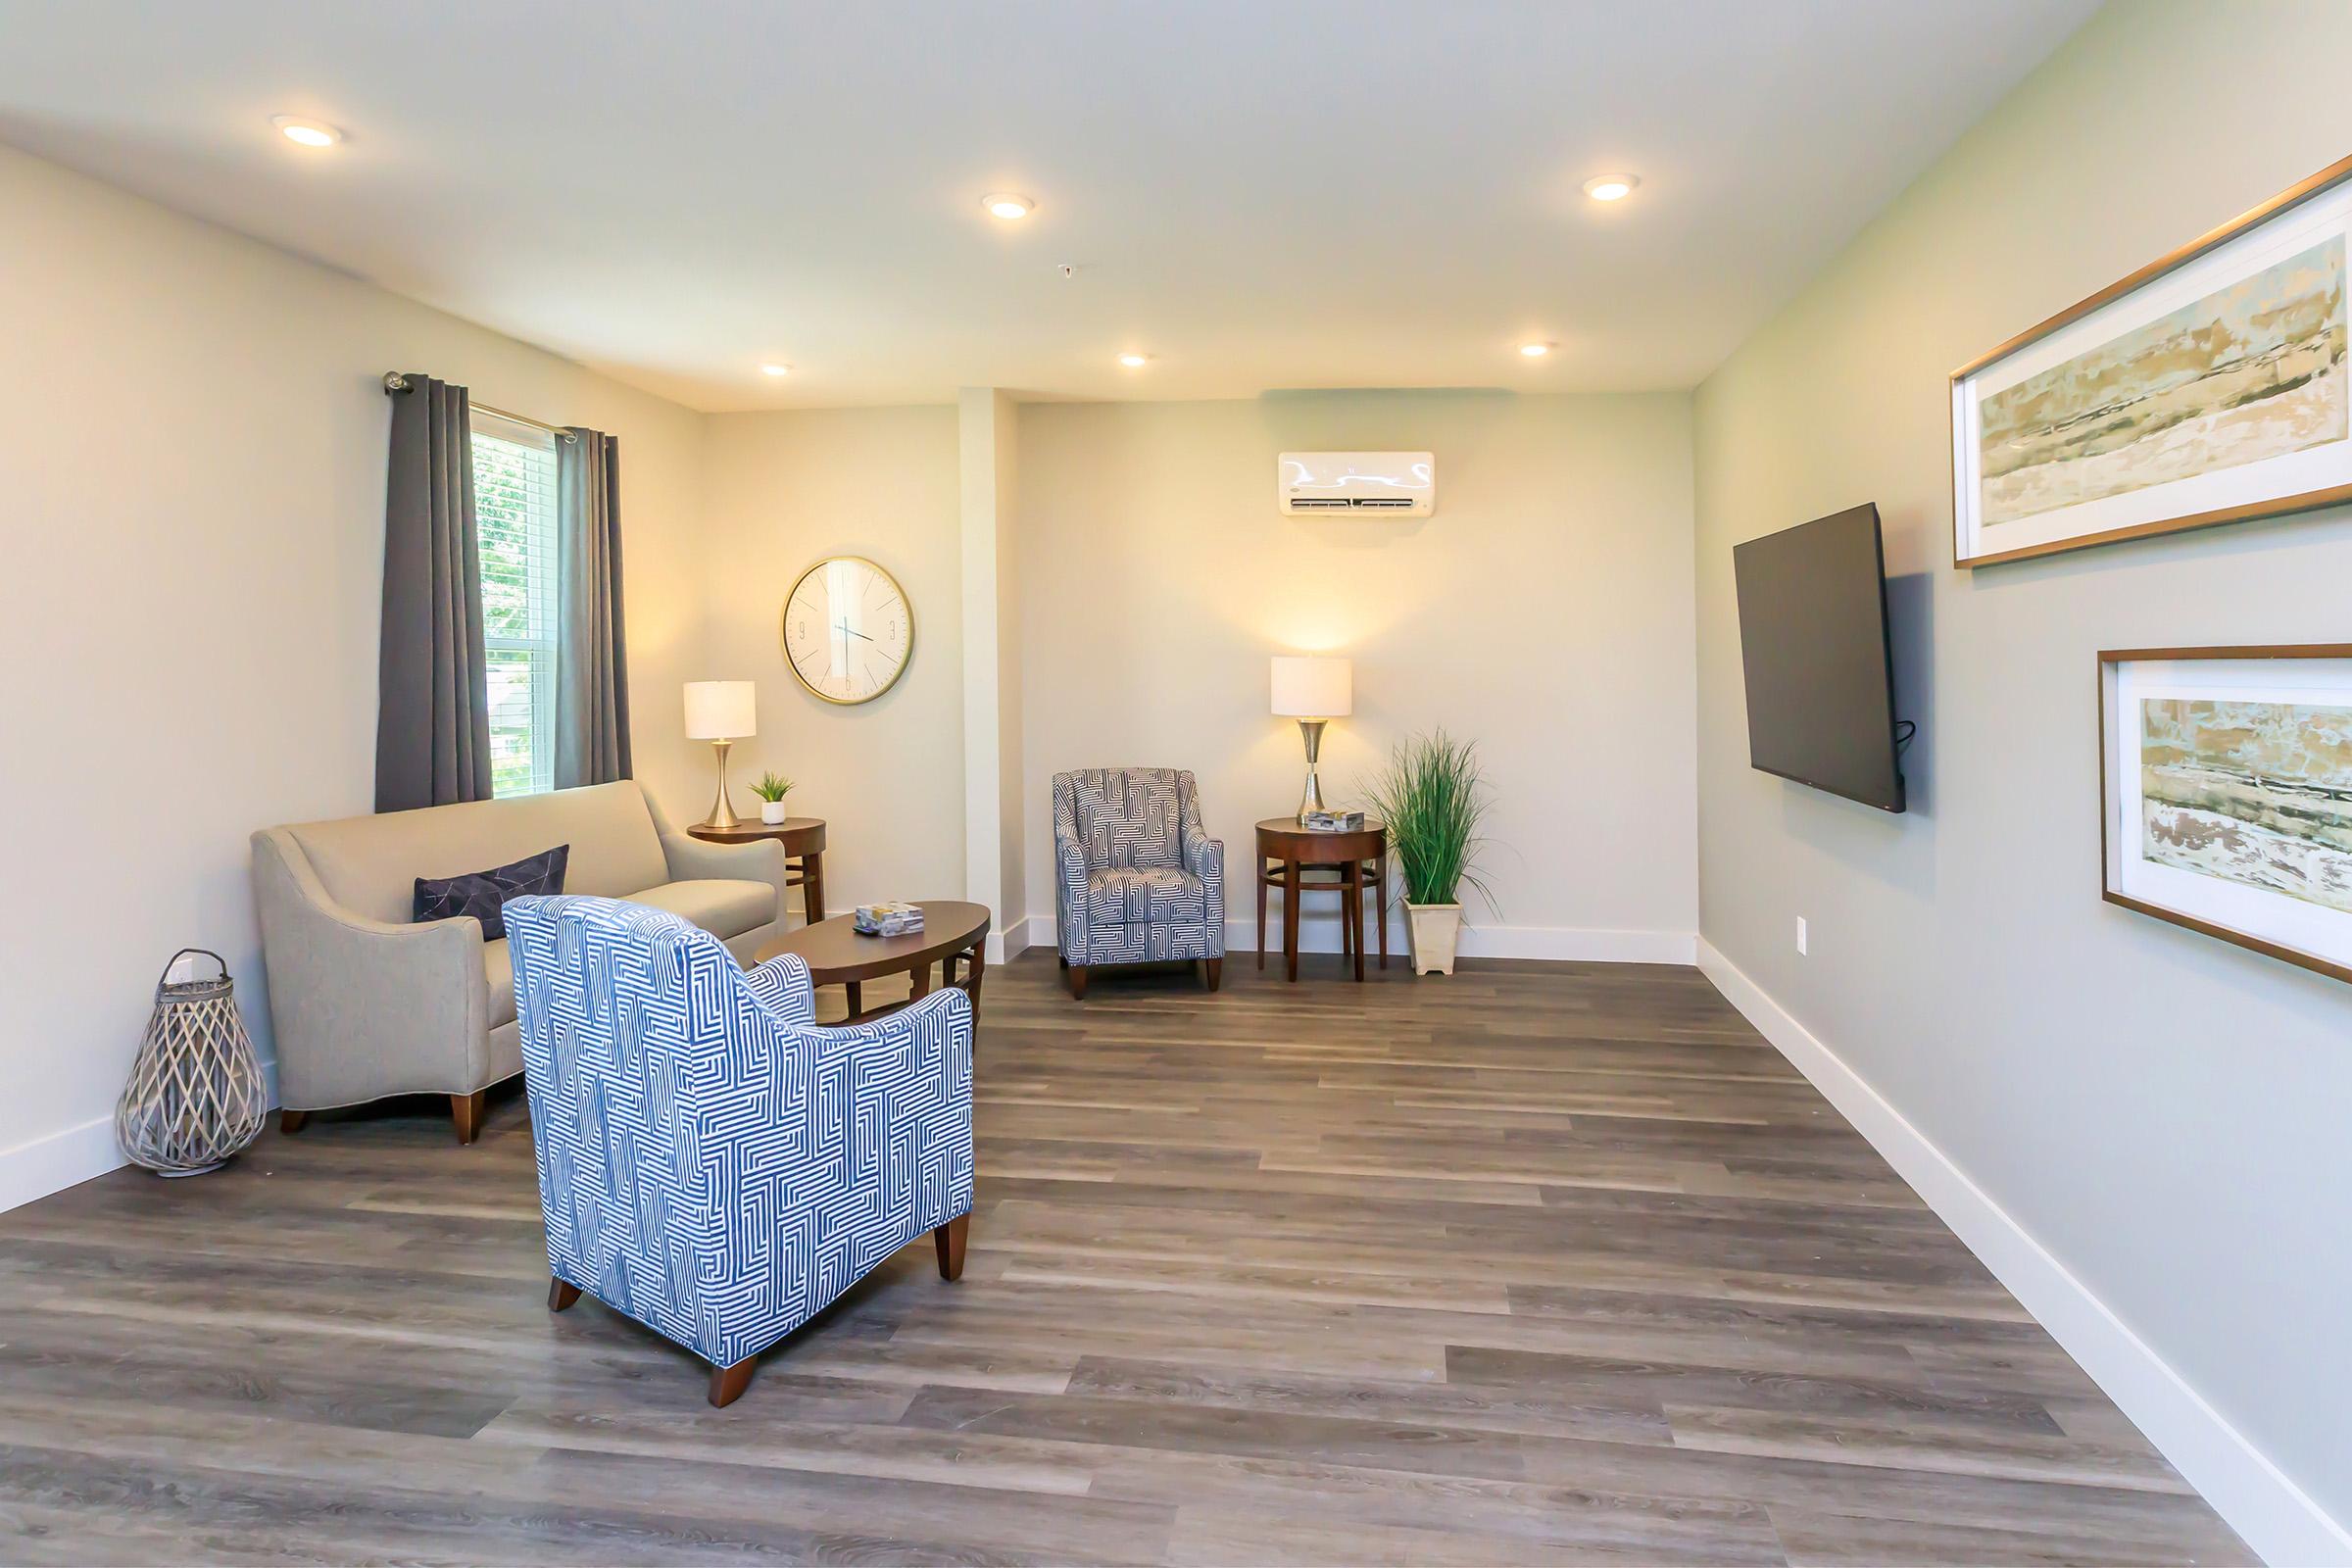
xmin=760 ymin=801 xmax=790 ymax=825
xmin=1404 ymin=902 xmax=1461 ymax=976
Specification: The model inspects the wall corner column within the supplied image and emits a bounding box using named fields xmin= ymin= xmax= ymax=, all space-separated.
xmin=957 ymin=388 xmax=1025 ymax=960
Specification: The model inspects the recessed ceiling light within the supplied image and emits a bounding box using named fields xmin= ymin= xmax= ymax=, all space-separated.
xmin=1582 ymin=173 xmax=1639 ymax=202
xmin=1519 ymin=342 xmax=1553 ymax=358
xmin=271 ymin=116 xmax=342 ymax=149
xmin=1117 ymin=352 xmax=1151 ymax=368
xmin=760 ymin=363 xmax=790 ymax=377
xmin=982 ymin=192 xmax=1035 ymax=220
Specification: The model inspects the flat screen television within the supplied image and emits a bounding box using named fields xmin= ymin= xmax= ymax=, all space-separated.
xmin=1732 ymin=503 xmax=1906 ymax=813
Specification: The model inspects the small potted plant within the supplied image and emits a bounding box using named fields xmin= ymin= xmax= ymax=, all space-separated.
xmin=1364 ymin=730 xmax=1491 ymax=976
xmin=751 ymin=771 xmax=795 ymax=825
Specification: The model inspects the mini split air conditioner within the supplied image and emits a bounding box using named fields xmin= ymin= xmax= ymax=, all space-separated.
xmin=1278 ymin=452 xmax=1436 ymax=515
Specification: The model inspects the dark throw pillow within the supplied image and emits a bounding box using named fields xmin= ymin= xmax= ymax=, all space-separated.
xmin=413 ymin=844 xmax=569 ymax=944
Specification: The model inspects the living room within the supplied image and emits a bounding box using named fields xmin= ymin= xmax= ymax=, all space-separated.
xmin=3 ymin=2 xmax=2347 ymax=1564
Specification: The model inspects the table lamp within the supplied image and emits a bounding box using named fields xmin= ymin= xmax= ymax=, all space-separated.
xmin=684 ymin=680 xmax=757 ymax=829
xmin=1270 ymin=656 xmax=1352 ymax=820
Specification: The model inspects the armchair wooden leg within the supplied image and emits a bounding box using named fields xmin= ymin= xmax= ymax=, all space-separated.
xmin=709 ymin=1355 xmax=759 ymax=1407
xmin=1067 ymin=965 xmax=1089 ymax=1000
xmin=548 ymin=1278 xmax=581 ymax=1312
xmin=451 ymin=1090 xmax=487 ymax=1146
xmin=1203 ymin=957 xmax=1222 ymax=992
xmin=278 ymin=1109 xmax=309 ymax=1136
xmin=934 ymin=1212 xmax=970 ymax=1281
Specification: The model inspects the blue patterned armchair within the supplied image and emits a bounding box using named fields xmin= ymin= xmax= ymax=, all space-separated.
xmin=1052 ymin=767 xmax=1225 ymax=998
xmin=505 ymin=894 xmax=974 ymax=1406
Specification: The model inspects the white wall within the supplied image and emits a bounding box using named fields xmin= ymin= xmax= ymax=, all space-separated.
xmin=0 ymin=143 xmax=711 ymax=1208
xmin=1017 ymin=393 xmax=1697 ymax=958
xmin=8 ymin=11 xmax=2341 ymax=1550
xmin=700 ymin=406 xmax=965 ymax=916
xmin=1692 ymin=0 xmax=2352 ymax=1552
xmin=22 ymin=32 xmax=2332 ymax=1548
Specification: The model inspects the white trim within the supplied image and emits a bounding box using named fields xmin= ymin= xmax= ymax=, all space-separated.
xmin=1 ymin=1054 xmax=281 ymax=1216
xmin=1446 ymin=922 xmax=1695 ymax=965
xmin=1696 ymin=938 xmax=2349 ymax=1568
xmin=0 ymin=1114 xmax=123 ymax=1213
xmin=1016 ymin=912 xmax=1695 ymax=966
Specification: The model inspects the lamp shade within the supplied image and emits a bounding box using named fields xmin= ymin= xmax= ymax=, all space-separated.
xmin=1271 ymin=656 xmax=1351 ymax=718
xmin=683 ymin=680 xmax=757 ymax=740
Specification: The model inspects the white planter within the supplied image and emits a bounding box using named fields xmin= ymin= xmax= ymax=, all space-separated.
xmin=760 ymin=801 xmax=790 ymax=825
xmin=1404 ymin=902 xmax=1461 ymax=976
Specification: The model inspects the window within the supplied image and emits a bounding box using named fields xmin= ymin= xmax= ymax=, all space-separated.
xmin=471 ymin=415 xmax=560 ymax=797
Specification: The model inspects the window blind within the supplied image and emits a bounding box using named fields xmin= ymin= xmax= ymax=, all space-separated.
xmin=471 ymin=414 xmax=562 ymax=798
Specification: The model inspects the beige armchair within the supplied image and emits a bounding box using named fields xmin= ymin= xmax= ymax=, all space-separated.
xmin=252 ymin=780 xmax=790 ymax=1143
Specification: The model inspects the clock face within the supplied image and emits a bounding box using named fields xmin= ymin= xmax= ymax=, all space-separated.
xmin=780 ymin=556 xmax=913 ymax=706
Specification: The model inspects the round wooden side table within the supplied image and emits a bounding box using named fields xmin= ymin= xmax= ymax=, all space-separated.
xmin=1255 ymin=817 xmax=1388 ymax=983
xmin=685 ymin=815 xmax=827 ymax=925
xmin=755 ymin=900 xmax=990 ymax=1024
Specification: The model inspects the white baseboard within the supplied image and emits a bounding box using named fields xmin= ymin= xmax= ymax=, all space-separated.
xmin=1697 ymin=939 xmax=2348 ymax=1568
xmin=0 ymin=1054 xmax=280 ymax=1217
xmin=1446 ymin=922 xmax=1695 ymax=964
xmin=0 ymin=1114 xmax=123 ymax=1214
xmin=1015 ymin=913 xmax=1694 ymax=966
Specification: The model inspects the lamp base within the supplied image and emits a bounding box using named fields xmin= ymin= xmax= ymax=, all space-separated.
xmin=1295 ymin=718 xmax=1328 ymax=822
xmin=700 ymin=738 xmax=742 ymax=830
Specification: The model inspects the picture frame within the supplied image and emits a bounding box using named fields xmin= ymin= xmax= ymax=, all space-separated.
xmin=1953 ymin=154 xmax=2352 ymax=567
xmin=2099 ymin=645 xmax=2352 ymax=985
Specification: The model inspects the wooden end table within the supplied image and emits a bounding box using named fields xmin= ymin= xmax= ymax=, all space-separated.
xmin=755 ymin=900 xmax=991 ymax=1024
xmin=686 ymin=815 xmax=827 ymax=925
xmin=1255 ymin=817 xmax=1388 ymax=984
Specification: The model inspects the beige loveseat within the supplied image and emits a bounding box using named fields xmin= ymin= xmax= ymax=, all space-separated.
xmin=252 ymin=780 xmax=788 ymax=1143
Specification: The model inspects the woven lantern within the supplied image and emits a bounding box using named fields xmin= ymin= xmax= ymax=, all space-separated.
xmin=116 ymin=949 xmax=268 ymax=1177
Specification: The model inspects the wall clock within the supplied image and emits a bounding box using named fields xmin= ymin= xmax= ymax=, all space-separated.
xmin=780 ymin=555 xmax=914 ymax=706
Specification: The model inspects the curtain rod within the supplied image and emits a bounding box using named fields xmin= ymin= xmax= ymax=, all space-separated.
xmin=381 ymin=371 xmax=578 ymax=442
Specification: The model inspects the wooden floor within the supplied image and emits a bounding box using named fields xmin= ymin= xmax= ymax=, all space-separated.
xmin=0 ymin=951 xmax=2250 ymax=1566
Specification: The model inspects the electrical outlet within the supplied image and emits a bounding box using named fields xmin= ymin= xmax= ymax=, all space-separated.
xmin=166 ymin=952 xmax=200 ymax=984
xmin=1795 ymin=916 xmax=1808 ymax=956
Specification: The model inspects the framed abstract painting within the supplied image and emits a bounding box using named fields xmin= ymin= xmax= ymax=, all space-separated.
xmin=1953 ymin=155 xmax=2352 ymax=567
xmin=2100 ymin=646 xmax=2352 ymax=984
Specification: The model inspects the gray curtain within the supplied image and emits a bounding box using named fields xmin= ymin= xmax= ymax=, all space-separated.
xmin=554 ymin=427 xmax=632 ymax=787
xmin=376 ymin=372 xmax=492 ymax=812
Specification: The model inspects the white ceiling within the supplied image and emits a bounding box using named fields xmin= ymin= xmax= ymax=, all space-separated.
xmin=0 ymin=0 xmax=2096 ymax=412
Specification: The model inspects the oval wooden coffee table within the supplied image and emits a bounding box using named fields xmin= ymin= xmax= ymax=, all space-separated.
xmin=756 ymin=900 xmax=990 ymax=1024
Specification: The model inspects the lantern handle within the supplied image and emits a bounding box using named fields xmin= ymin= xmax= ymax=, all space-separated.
xmin=156 ymin=948 xmax=227 ymax=998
